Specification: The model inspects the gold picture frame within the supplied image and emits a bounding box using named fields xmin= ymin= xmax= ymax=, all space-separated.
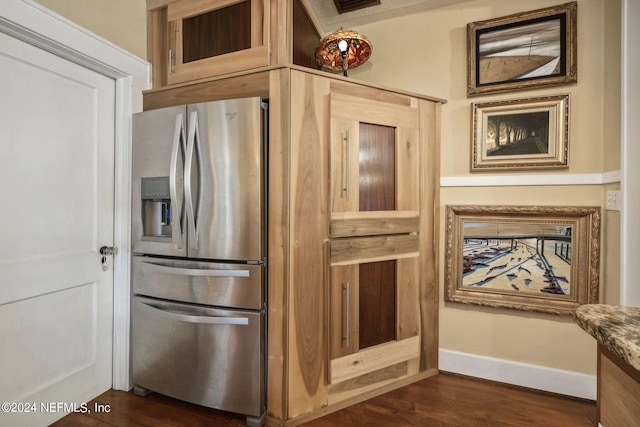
xmin=471 ymin=94 xmax=569 ymax=172
xmin=445 ymin=205 xmax=600 ymax=315
xmin=467 ymin=2 xmax=577 ymax=96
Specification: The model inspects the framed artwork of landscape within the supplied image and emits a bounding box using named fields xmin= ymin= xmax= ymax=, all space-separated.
xmin=445 ymin=205 xmax=600 ymax=315
xmin=471 ymin=94 xmax=569 ymax=171
xmin=467 ymin=2 xmax=577 ymax=96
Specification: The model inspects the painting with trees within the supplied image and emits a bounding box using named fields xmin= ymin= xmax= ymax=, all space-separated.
xmin=471 ymin=94 xmax=569 ymax=171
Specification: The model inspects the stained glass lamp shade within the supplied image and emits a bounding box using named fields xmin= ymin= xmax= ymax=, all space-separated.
xmin=315 ymin=29 xmax=372 ymax=76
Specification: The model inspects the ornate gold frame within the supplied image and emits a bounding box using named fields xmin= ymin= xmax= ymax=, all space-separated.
xmin=471 ymin=94 xmax=570 ymax=171
xmin=445 ymin=205 xmax=600 ymax=315
xmin=467 ymin=2 xmax=577 ymax=96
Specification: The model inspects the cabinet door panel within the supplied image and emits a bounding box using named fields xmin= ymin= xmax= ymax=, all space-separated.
xmin=166 ymin=0 xmax=269 ymax=85
xmin=329 ymin=254 xmax=420 ymax=361
xmin=329 ymin=92 xmax=420 ymax=220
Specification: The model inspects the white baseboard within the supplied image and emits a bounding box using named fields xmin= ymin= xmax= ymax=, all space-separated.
xmin=439 ymin=349 xmax=596 ymax=401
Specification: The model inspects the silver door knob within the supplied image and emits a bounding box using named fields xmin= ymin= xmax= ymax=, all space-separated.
xmin=99 ymin=246 xmax=115 ymax=271
xmin=100 ymin=246 xmax=115 ymax=255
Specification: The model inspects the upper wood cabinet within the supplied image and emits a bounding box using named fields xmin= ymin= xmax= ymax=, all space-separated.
xmin=167 ymin=0 xmax=269 ymax=85
xmin=146 ymin=0 xmax=321 ymax=88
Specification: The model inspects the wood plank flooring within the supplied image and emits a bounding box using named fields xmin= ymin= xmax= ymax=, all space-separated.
xmin=52 ymin=373 xmax=596 ymax=426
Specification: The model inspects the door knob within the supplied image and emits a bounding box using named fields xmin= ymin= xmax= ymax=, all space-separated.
xmin=99 ymin=246 xmax=115 ymax=271
xmin=100 ymin=246 xmax=115 ymax=255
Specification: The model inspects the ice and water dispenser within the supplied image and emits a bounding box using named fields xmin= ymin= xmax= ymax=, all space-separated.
xmin=141 ymin=177 xmax=172 ymax=238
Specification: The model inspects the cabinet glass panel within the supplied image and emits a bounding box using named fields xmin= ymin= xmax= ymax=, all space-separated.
xmin=182 ymin=1 xmax=251 ymax=63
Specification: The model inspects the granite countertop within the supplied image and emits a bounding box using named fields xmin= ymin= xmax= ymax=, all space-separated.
xmin=574 ymin=304 xmax=640 ymax=372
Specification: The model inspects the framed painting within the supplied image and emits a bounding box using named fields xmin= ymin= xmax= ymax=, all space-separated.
xmin=471 ymin=94 xmax=569 ymax=171
xmin=467 ymin=2 xmax=577 ymax=96
xmin=445 ymin=205 xmax=600 ymax=315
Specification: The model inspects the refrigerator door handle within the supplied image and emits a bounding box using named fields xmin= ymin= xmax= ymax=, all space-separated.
xmin=170 ymin=113 xmax=185 ymax=249
xmin=140 ymin=261 xmax=251 ymax=278
xmin=138 ymin=301 xmax=249 ymax=325
xmin=185 ymin=110 xmax=199 ymax=250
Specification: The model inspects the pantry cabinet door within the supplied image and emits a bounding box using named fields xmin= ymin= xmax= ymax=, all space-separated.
xmin=329 ymin=92 xmax=421 ymax=228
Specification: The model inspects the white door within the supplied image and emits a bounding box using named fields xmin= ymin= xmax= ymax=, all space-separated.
xmin=0 ymin=30 xmax=115 ymax=427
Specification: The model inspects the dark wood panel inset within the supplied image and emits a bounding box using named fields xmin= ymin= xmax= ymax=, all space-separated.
xmin=182 ymin=1 xmax=251 ymax=63
xmin=359 ymin=123 xmax=396 ymax=211
xmin=359 ymin=260 xmax=396 ymax=349
xmin=293 ymin=0 xmax=321 ymax=69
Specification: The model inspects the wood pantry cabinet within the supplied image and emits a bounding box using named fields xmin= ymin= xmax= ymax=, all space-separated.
xmin=327 ymin=92 xmax=422 ymax=384
xmin=141 ymin=66 xmax=443 ymax=426
xmin=276 ymin=69 xmax=442 ymax=424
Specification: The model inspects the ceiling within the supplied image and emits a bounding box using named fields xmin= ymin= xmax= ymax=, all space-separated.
xmin=305 ymin=0 xmax=476 ymax=35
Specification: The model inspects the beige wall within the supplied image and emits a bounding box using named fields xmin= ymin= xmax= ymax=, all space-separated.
xmin=349 ymin=0 xmax=621 ymax=376
xmin=34 ymin=0 xmax=147 ymax=59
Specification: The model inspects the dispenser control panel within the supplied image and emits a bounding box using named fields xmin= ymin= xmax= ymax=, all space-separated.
xmin=141 ymin=177 xmax=172 ymax=238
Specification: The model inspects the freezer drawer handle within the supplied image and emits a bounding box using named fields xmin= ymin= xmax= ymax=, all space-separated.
xmin=138 ymin=301 xmax=249 ymax=325
xmin=141 ymin=261 xmax=250 ymax=277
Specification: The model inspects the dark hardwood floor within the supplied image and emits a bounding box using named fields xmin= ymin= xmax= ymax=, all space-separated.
xmin=52 ymin=373 xmax=596 ymax=426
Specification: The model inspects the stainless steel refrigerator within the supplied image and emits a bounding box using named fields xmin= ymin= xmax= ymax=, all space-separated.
xmin=131 ymin=97 xmax=267 ymax=427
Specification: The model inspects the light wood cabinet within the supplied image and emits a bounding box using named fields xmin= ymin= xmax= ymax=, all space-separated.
xmin=141 ymin=66 xmax=443 ymax=426
xmin=326 ymin=89 xmax=423 ymax=386
xmin=598 ymin=344 xmax=640 ymax=426
xmin=285 ymin=73 xmax=442 ymax=422
xmin=166 ymin=0 xmax=269 ymax=85
xmin=146 ymin=0 xmax=321 ymax=88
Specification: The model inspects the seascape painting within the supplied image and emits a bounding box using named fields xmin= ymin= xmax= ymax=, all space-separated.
xmin=462 ymin=221 xmax=572 ymax=296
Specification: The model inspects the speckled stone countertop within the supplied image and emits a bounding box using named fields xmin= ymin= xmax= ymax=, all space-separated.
xmin=574 ymin=304 xmax=640 ymax=372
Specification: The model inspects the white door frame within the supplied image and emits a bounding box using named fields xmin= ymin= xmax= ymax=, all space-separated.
xmin=621 ymin=0 xmax=640 ymax=307
xmin=0 ymin=0 xmax=150 ymax=390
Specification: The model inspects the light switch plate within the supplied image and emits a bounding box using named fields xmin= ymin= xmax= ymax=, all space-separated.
xmin=606 ymin=190 xmax=621 ymax=211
